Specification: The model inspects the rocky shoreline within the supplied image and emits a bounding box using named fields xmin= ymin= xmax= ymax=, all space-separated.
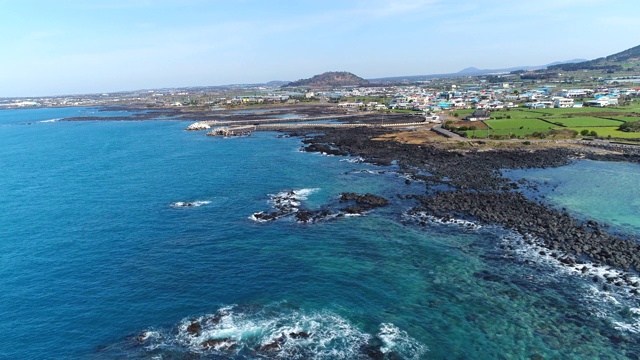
xmin=61 ymin=104 xmax=423 ymax=127
xmin=294 ymin=126 xmax=640 ymax=282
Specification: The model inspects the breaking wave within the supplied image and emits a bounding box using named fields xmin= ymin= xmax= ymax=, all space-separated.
xmin=170 ymin=200 xmax=212 ymax=208
xmin=106 ymin=303 xmax=427 ymax=359
xmin=499 ymin=232 xmax=640 ymax=335
xmin=340 ymin=156 xmax=365 ymax=163
xmin=250 ymin=188 xmax=319 ymax=222
xmin=403 ymin=210 xmax=482 ymax=230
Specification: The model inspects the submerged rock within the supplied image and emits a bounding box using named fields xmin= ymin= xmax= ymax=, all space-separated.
xmin=289 ymin=331 xmax=311 ymax=339
xmin=201 ymin=337 xmax=236 ymax=350
xmin=186 ymin=320 xmax=201 ymax=336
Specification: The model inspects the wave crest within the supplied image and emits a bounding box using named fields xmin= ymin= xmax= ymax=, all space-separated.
xmin=170 ymin=200 xmax=211 ymax=208
xmin=109 ymin=303 xmax=427 ymax=359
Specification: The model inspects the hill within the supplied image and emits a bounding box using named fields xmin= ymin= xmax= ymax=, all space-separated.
xmin=369 ymin=59 xmax=587 ymax=83
xmin=285 ymin=71 xmax=369 ymax=88
xmin=548 ymin=44 xmax=640 ymax=72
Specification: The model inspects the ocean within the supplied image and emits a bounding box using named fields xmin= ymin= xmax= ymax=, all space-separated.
xmin=1 ymin=107 xmax=639 ymax=359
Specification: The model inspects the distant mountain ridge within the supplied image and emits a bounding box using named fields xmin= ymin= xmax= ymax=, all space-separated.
xmin=548 ymin=44 xmax=640 ymax=71
xmin=256 ymin=45 xmax=638 ymax=88
xmin=370 ymin=59 xmax=587 ymax=83
xmin=285 ymin=71 xmax=369 ymax=87
xmin=605 ymin=44 xmax=640 ymax=62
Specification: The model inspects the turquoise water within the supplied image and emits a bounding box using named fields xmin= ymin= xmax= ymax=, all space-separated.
xmin=507 ymin=160 xmax=640 ymax=234
xmin=1 ymin=107 xmax=639 ymax=359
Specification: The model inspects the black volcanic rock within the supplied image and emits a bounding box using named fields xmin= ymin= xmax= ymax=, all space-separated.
xmin=292 ymin=126 xmax=640 ymax=273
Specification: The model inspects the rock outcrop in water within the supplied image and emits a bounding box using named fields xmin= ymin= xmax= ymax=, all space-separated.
xmin=251 ymin=189 xmax=390 ymax=223
xmin=116 ymin=304 xmax=425 ymax=359
xmin=339 ymin=192 xmax=390 ymax=214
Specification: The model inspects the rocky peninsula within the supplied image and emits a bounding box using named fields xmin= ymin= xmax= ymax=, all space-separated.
xmin=294 ymin=126 xmax=640 ymax=288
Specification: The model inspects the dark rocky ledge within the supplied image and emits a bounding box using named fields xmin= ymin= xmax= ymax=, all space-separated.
xmin=252 ymin=189 xmax=390 ymax=224
xmin=339 ymin=192 xmax=390 ymax=214
xmin=296 ymin=126 xmax=640 ymax=273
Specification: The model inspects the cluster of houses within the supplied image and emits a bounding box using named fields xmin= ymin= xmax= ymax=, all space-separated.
xmin=328 ymin=83 xmax=638 ymax=115
xmin=4 ymin=79 xmax=639 ymax=112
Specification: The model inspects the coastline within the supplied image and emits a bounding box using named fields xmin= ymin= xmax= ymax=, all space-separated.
xmin=293 ymin=125 xmax=640 ymax=279
xmin=35 ymin=103 xmax=640 ymax=274
xmin=3 ymin=105 xmax=640 ymax=358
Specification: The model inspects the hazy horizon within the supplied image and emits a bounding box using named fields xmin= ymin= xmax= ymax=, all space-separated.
xmin=1 ymin=0 xmax=639 ymax=97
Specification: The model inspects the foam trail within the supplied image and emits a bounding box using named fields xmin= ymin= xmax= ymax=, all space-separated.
xmin=120 ymin=303 xmax=427 ymax=359
xmin=404 ymin=210 xmax=482 ymax=230
xmin=499 ymin=232 xmax=640 ymax=335
xmin=170 ymin=200 xmax=211 ymax=208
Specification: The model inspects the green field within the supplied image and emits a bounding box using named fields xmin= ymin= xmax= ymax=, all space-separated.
xmin=458 ymin=103 xmax=640 ymax=139
xmin=548 ymin=117 xmax=623 ymax=127
xmin=606 ymin=116 xmax=640 ymax=123
xmin=465 ymin=118 xmax=553 ymax=138
xmin=566 ymin=127 xmax=640 ymax=139
xmin=485 ymin=118 xmax=552 ymax=130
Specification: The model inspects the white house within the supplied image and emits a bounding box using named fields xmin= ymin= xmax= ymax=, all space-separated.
xmin=562 ymin=89 xmax=589 ymax=98
xmin=585 ymin=96 xmax=618 ymax=107
xmin=337 ymin=102 xmax=361 ymax=109
xmin=554 ymin=97 xmax=574 ymax=108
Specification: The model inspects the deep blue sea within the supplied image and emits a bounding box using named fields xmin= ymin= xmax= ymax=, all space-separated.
xmin=1 ymin=107 xmax=640 ymax=359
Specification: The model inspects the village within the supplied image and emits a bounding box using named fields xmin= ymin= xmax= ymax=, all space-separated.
xmin=2 ymin=73 xmax=639 ymax=114
xmin=3 ymin=72 xmax=640 ymax=141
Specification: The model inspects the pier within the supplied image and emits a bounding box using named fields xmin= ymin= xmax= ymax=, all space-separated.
xmin=202 ymin=121 xmax=429 ymax=136
xmin=206 ymin=125 xmax=256 ymax=137
xmin=189 ymin=111 xmax=429 ymax=136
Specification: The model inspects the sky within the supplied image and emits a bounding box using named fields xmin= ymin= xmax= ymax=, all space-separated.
xmin=1 ymin=0 xmax=639 ymax=97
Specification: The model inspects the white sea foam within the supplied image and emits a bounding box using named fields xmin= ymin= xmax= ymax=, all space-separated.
xmin=250 ymin=189 xmax=321 ymax=222
xmin=404 ymin=211 xmax=482 ymax=230
xmin=38 ymin=118 xmax=61 ymax=123
xmin=270 ymin=188 xmax=319 ymax=203
xmin=248 ymin=212 xmax=269 ymax=223
xmin=131 ymin=304 xmax=426 ymax=359
xmin=343 ymin=213 xmax=364 ymax=217
xmin=378 ymin=323 xmax=428 ymax=359
xmin=170 ymin=200 xmax=211 ymax=208
xmin=347 ymin=169 xmax=387 ymax=175
xmin=498 ymin=232 xmax=640 ymax=335
xmin=340 ymin=156 xmax=365 ymax=163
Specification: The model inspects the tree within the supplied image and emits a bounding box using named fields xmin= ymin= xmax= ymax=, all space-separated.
xmin=619 ymin=120 xmax=640 ymax=132
xmin=589 ymin=130 xmax=598 ymax=137
xmin=444 ymin=120 xmax=453 ymax=130
xmin=580 ymin=129 xmax=590 ymax=136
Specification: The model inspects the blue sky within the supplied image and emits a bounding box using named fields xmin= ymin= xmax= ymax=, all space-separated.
xmin=1 ymin=0 xmax=638 ymax=97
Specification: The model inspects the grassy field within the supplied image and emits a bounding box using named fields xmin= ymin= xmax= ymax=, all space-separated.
xmin=452 ymin=109 xmax=474 ymax=118
xmin=455 ymin=103 xmax=640 ymax=139
xmin=606 ymin=116 xmax=640 ymax=123
xmin=548 ymin=117 xmax=624 ymax=127
xmin=465 ymin=128 xmax=559 ymax=138
xmin=468 ymin=119 xmax=555 ymax=138
xmin=485 ymin=118 xmax=552 ymax=130
xmin=566 ymin=127 xmax=640 ymax=139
